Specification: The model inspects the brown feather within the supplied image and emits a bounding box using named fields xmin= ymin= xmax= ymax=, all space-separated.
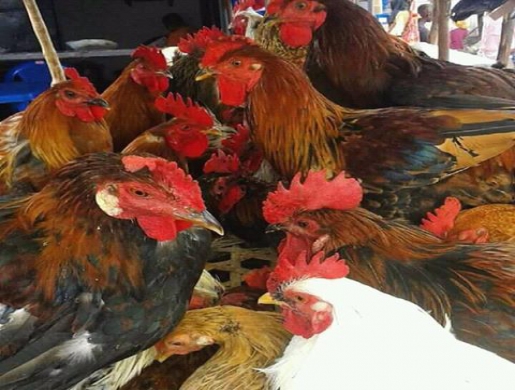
xmin=102 ymin=63 xmax=165 ymax=152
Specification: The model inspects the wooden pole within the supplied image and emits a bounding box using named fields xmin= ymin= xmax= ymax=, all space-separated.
xmin=437 ymin=0 xmax=450 ymax=60
xmin=428 ymin=0 xmax=438 ymax=44
xmin=22 ymin=0 xmax=65 ymax=85
xmin=497 ymin=12 xmax=515 ymax=67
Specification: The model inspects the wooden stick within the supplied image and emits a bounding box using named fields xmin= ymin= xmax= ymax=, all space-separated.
xmin=497 ymin=12 xmax=515 ymax=66
xmin=437 ymin=0 xmax=450 ymax=61
xmin=428 ymin=0 xmax=438 ymax=44
xmin=22 ymin=0 xmax=65 ymax=85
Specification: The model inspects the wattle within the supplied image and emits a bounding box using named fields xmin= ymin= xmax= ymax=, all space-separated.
xmin=55 ymin=101 xmax=104 ymax=122
xmin=279 ymin=23 xmax=315 ymax=47
xmin=218 ymin=76 xmax=249 ymax=107
xmin=137 ymin=215 xmax=178 ymax=241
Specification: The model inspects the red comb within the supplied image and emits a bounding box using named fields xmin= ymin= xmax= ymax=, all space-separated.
xmin=178 ymin=26 xmax=225 ymax=54
xmin=155 ymin=93 xmax=214 ymax=127
xmin=234 ymin=0 xmax=265 ymax=13
xmin=243 ymin=266 xmax=272 ymax=289
xmin=201 ymin=35 xmax=256 ymax=68
xmin=263 ymin=171 xmax=363 ymax=224
xmin=420 ymin=197 xmax=462 ymax=238
xmin=63 ymin=67 xmax=98 ymax=95
xmin=267 ymin=251 xmax=350 ymax=293
xmin=222 ymin=124 xmax=251 ymax=156
xmin=122 ymin=155 xmax=205 ymax=212
xmin=203 ymin=150 xmax=241 ymax=174
xmin=266 ymin=0 xmax=285 ymax=15
xmin=132 ymin=45 xmax=167 ymax=70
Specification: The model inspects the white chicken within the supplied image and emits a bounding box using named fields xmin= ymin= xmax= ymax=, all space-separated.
xmin=260 ymin=251 xmax=515 ymax=390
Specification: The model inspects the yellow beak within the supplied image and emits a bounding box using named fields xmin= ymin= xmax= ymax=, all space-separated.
xmin=258 ymin=292 xmax=282 ymax=306
xmin=202 ymin=128 xmax=222 ymax=136
xmin=195 ymin=68 xmax=215 ymax=82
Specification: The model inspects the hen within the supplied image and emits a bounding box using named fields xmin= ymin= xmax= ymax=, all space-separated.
xmin=0 ymin=68 xmax=111 ymax=194
xmin=123 ymin=306 xmax=290 ymax=390
xmin=0 ymin=153 xmax=223 ymax=390
xmin=260 ymin=250 xmax=515 ymax=390
xmin=264 ymin=0 xmax=515 ymax=110
xmin=262 ymin=170 xmax=515 ymax=361
xmin=102 ymin=46 xmax=169 ymax=151
xmin=421 ymin=196 xmax=515 ymax=243
xmin=197 ymin=37 xmax=515 ymax=221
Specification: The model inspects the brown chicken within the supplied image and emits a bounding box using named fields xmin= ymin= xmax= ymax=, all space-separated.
xmin=121 ymin=306 xmax=291 ymax=390
xmin=0 ymin=153 xmax=223 ymax=390
xmin=264 ymin=0 xmax=515 ymax=110
xmin=0 ymin=68 xmax=111 ymax=194
xmin=196 ymin=37 xmax=515 ymax=222
xmin=122 ymin=93 xmax=232 ymax=175
xmin=102 ymin=46 xmax=169 ymax=151
xmin=421 ymin=196 xmax=515 ymax=243
xmin=263 ymin=170 xmax=515 ymax=362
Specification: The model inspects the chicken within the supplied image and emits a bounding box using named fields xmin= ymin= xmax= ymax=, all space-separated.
xmin=264 ymin=0 xmax=515 ymax=109
xmin=121 ymin=306 xmax=291 ymax=390
xmin=200 ymin=146 xmax=278 ymax=245
xmin=168 ymin=27 xmax=226 ymax=118
xmin=197 ymin=37 xmax=515 ymax=222
xmin=102 ymin=46 xmax=169 ymax=151
xmin=230 ymin=0 xmax=265 ymax=39
xmin=75 ymin=267 xmax=269 ymax=390
xmin=262 ymin=170 xmax=515 ymax=361
xmin=0 ymin=153 xmax=223 ymax=390
xmin=0 ymin=68 xmax=111 ymax=194
xmin=260 ymin=250 xmax=515 ymax=390
xmin=219 ymin=267 xmax=274 ymax=310
xmin=421 ymin=196 xmax=515 ymax=243
xmin=451 ymin=0 xmax=507 ymax=21
xmin=122 ymin=93 xmax=233 ymax=175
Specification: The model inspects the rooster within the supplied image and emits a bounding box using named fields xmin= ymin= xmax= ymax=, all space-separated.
xmin=262 ymin=170 xmax=515 ymax=361
xmin=264 ymin=0 xmax=515 ymax=110
xmin=168 ymin=27 xmax=226 ymax=118
xmin=102 ymin=46 xmax=170 ymax=151
xmin=122 ymin=93 xmax=233 ymax=176
xmin=200 ymin=148 xmax=279 ymax=245
xmin=0 ymin=153 xmax=223 ymax=390
xmin=197 ymin=37 xmax=515 ymax=221
xmin=421 ymin=196 xmax=515 ymax=243
xmin=260 ymin=250 xmax=515 ymax=390
xmin=74 ymin=268 xmax=272 ymax=390
xmin=0 ymin=68 xmax=111 ymax=194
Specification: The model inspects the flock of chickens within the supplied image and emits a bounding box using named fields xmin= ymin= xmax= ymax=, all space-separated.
xmin=1 ymin=0 xmax=515 ymax=388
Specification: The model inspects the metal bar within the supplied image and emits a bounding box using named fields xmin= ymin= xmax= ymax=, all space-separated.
xmin=0 ymin=49 xmax=134 ymax=62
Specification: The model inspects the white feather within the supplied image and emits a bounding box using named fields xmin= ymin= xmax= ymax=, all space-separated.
xmin=71 ymin=348 xmax=157 ymax=390
xmin=57 ymin=331 xmax=100 ymax=364
xmin=264 ymin=278 xmax=515 ymax=390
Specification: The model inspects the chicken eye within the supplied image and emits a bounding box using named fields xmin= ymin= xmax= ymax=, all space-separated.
xmin=132 ymin=189 xmax=149 ymax=197
xmin=297 ymin=221 xmax=309 ymax=228
xmin=181 ymin=124 xmax=191 ymax=131
xmin=64 ymin=90 xmax=76 ymax=98
xmin=294 ymin=295 xmax=305 ymax=302
xmin=231 ymin=59 xmax=242 ymax=67
xmin=295 ymin=1 xmax=308 ymax=10
xmin=171 ymin=341 xmax=183 ymax=346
